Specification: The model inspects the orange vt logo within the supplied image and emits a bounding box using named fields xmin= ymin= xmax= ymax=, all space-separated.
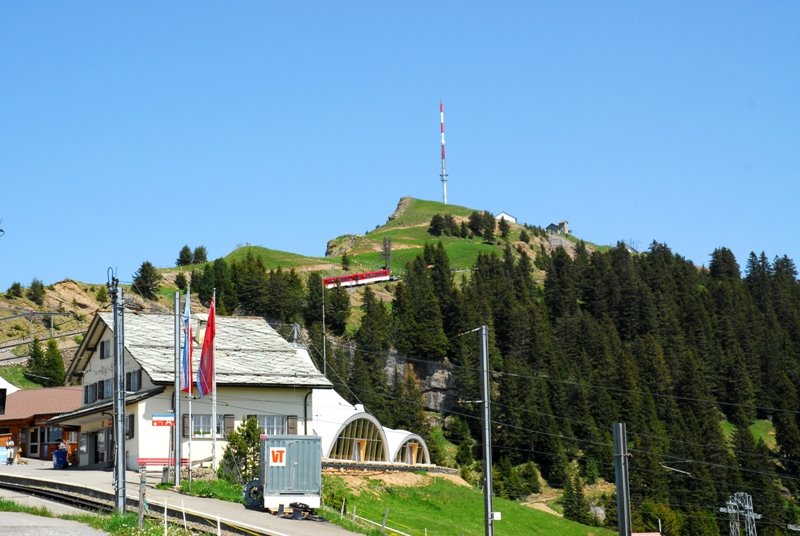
xmin=269 ymin=447 xmax=287 ymax=466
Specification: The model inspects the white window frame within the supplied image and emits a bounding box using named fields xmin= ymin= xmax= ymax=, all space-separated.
xmin=256 ymin=415 xmax=287 ymax=435
xmin=192 ymin=414 xmax=221 ymax=439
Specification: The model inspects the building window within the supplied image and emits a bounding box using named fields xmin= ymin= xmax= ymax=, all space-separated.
xmin=125 ymin=369 xmax=142 ymax=392
xmin=97 ymin=379 xmax=112 ymax=400
xmin=99 ymin=340 xmax=110 ymax=359
xmin=84 ymin=384 xmax=97 ymax=404
xmin=183 ymin=414 xmax=234 ymax=438
xmin=253 ymin=415 xmax=287 ymax=435
xmin=125 ymin=414 xmax=135 ymax=440
xmin=46 ymin=426 xmax=62 ymax=443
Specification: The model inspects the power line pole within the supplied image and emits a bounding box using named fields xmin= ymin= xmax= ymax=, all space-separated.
xmin=478 ymin=325 xmax=494 ymax=536
xmin=109 ymin=272 xmax=126 ymax=513
xmin=613 ymin=422 xmax=632 ymax=536
xmin=173 ymin=292 xmax=181 ymax=487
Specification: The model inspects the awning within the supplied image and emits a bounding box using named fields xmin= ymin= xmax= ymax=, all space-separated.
xmin=47 ymin=387 xmax=166 ymax=427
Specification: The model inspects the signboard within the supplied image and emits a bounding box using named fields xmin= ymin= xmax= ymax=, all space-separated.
xmin=269 ymin=447 xmax=287 ymax=467
xmin=151 ymin=413 xmax=176 ymax=427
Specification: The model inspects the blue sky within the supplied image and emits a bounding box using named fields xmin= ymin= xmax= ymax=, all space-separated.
xmin=1 ymin=2 xmax=798 ymax=289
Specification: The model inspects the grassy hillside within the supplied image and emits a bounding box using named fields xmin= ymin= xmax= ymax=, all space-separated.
xmin=214 ymin=197 xmax=545 ymax=279
xmin=326 ymin=474 xmax=614 ymax=536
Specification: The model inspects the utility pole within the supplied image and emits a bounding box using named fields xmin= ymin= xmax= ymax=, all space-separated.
xmin=478 ymin=325 xmax=495 ymax=536
xmin=109 ymin=272 xmax=126 ymax=513
xmin=173 ymin=292 xmax=180 ymax=487
xmin=321 ymin=280 xmax=327 ymax=377
xmin=613 ymin=422 xmax=632 ymax=536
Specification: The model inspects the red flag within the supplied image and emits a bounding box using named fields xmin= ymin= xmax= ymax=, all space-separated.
xmin=196 ymin=296 xmax=215 ymax=397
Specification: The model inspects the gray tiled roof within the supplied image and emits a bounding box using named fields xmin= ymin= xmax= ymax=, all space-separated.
xmin=97 ymin=312 xmax=332 ymax=388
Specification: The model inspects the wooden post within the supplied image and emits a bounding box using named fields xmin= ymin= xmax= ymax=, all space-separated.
xmin=381 ymin=508 xmax=390 ymax=535
xmin=138 ymin=466 xmax=146 ymax=529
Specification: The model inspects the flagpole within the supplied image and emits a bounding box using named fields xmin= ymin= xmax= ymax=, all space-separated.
xmin=211 ymin=288 xmax=217 ymax=471
xmin=173 ymin=292 xmax=181 ymax=486
xmin=188 ymin=393 xmax=192 ymax=487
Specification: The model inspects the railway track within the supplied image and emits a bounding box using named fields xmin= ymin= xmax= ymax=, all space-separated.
xmin=0 ymin=476 xmax=270 ymax=535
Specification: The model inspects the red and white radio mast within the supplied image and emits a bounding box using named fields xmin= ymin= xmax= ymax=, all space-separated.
xmin=440 ymin=101 xmax=448 ymax=205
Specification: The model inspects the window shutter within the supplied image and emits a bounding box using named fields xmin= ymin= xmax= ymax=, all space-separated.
xmin=126 ymin=414 xmax=135 ymax=439
xmin=84 ymin=386 xmax=90 ymax=404
xmin=182 ymin=414 xmax=190 ymax=438
xmin=223 ymin=414 xmax=235 ymax=436
xmin=125 ymin=372 xmax=131 ymax=392
xmin=287 ymin=415 xmax=298 ymax=435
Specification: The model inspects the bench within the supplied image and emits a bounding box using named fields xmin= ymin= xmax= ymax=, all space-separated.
xmin=137 ymin=457 xmax=190 ymax=468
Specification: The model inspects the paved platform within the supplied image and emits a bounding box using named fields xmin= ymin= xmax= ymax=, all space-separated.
xmin=0 ymin=459 xmax=356 ymax=536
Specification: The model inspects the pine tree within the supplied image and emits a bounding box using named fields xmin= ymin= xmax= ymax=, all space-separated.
xmin=175 ymin=272 xmax=187 ymax=290
xmin=6 ymin=282 xmax=23 ymax=299
xmin=218 ymin=416 xmax=261 ymax=484
xmin=192 ymin=246 xmax=208 ymax=264
xmin=131 ymin=261 xmax=162 ymax=300
xmin=304 ymin=272 xmax=324 ymax=325
xmin=177 ymin=245 xmax=193 ymax=266
xmin=498 ymin=217 xmax=510 ymax=240
xmin=327 ymin=285 xmax=350 ymax=336
xmin=428 ymin=214 xmax=445 ymax=236
xmin=350 ymin=287 xmax=390 ymax=420
xmin=24 ymin=338 xmax=46 ymax=384
xmin=43 ymin=339 xmax=65 ymax=386
xmin=27 ymin=278 xmax=45 ymax=305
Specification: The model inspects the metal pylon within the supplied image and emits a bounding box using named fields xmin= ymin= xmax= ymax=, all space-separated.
xmin=720 ymin=492 xmax=761 ymax=536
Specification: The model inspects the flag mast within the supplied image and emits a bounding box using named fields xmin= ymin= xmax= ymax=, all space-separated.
xmin=211 ymin=289 xmax=217 ymax=470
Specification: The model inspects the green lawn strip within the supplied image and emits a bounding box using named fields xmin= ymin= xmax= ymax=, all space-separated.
xmin=750 ymin=419 xmax=776 ymax=449
xmin=343 ymin=477 xmax=614 ymax=536
xmin=720 ymin=418 xmax=776 ymax=450
xmin=0 ymin=499 xmax=191 ymax=535
xmin=0 ymin=364 xmax=43 ymax=389
xmin=380 ymin=198 xmax=474 ymax=229
xmin=177 ymin=478 xmax=244 ymax=503
xmin=224 ymin=245 xmax=329 ymax=270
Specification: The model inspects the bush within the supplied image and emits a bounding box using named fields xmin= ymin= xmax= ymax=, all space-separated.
xmin=27 ymin=278 xmax=45 ymax=305
xmin=6 ymin=282 xmax=22 ymax=299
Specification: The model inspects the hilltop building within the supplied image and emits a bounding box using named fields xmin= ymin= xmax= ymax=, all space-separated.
xmin=546 ymin=220 xmax=570 ymax=235
xmin=495 ymin=212 xmax=517 ymax=224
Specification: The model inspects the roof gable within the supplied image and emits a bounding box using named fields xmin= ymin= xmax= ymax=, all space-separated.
xmin=71 ymin=312 xmax=331 ymax=389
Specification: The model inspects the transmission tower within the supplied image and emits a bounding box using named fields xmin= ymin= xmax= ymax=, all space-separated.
xmin=720 ymin=492 xmax=762 ymax=536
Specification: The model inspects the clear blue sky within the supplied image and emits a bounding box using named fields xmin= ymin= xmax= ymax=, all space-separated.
xmin=1 ymin=2 xmax=798 ymax=289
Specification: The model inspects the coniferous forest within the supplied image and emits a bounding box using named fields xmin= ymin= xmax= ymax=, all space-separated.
xmin=191 ymin=241 xmax=800 ymax=535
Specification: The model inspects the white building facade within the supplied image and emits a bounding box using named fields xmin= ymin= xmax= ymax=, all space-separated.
xmin=55 ymin=312 xmax=332 ymax=470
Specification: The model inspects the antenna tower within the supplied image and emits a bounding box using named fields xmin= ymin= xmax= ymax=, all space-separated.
xmin=440 ymin=101 xmax=448 ymax=204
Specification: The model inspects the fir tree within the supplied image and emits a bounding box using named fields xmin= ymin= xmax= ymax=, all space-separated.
xmin=27 ymin=278 xmax=45 ymax=305
xmin=177 ymin=245 xmax=193 ymax=266
xmin=24 ymin=338 xmax=46 ymax=384
xmin=218 ymin=416 xmax=261 ymax=484
xmin=131 ymin=261 xmax=162 ymax=300
xmin=43 ymin=339 xmax=65 ymax=386
xmin=192 ymin=245 xmax=208 ymax=264
xmin=327 ymin=285 xmax=350 ymax=336
xmin=6 ymin=282 xmax=22 ymax=299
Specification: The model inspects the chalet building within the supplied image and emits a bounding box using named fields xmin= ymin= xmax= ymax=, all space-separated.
xmin=53 ymin=312 xmax=333 ymax=470
xmin=494 ymin=212 xmax=517 ymax=224
xmin=53 ymin=310 xmax=431 ymax=471
xmin=0 ymin=386 xmax=82 ymax=461
xmin=546 ymin=220 xmax=570 ymax=235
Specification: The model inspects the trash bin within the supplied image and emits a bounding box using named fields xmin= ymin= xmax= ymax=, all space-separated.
xmin=53 ymin=449 xmax=68 ymax=469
